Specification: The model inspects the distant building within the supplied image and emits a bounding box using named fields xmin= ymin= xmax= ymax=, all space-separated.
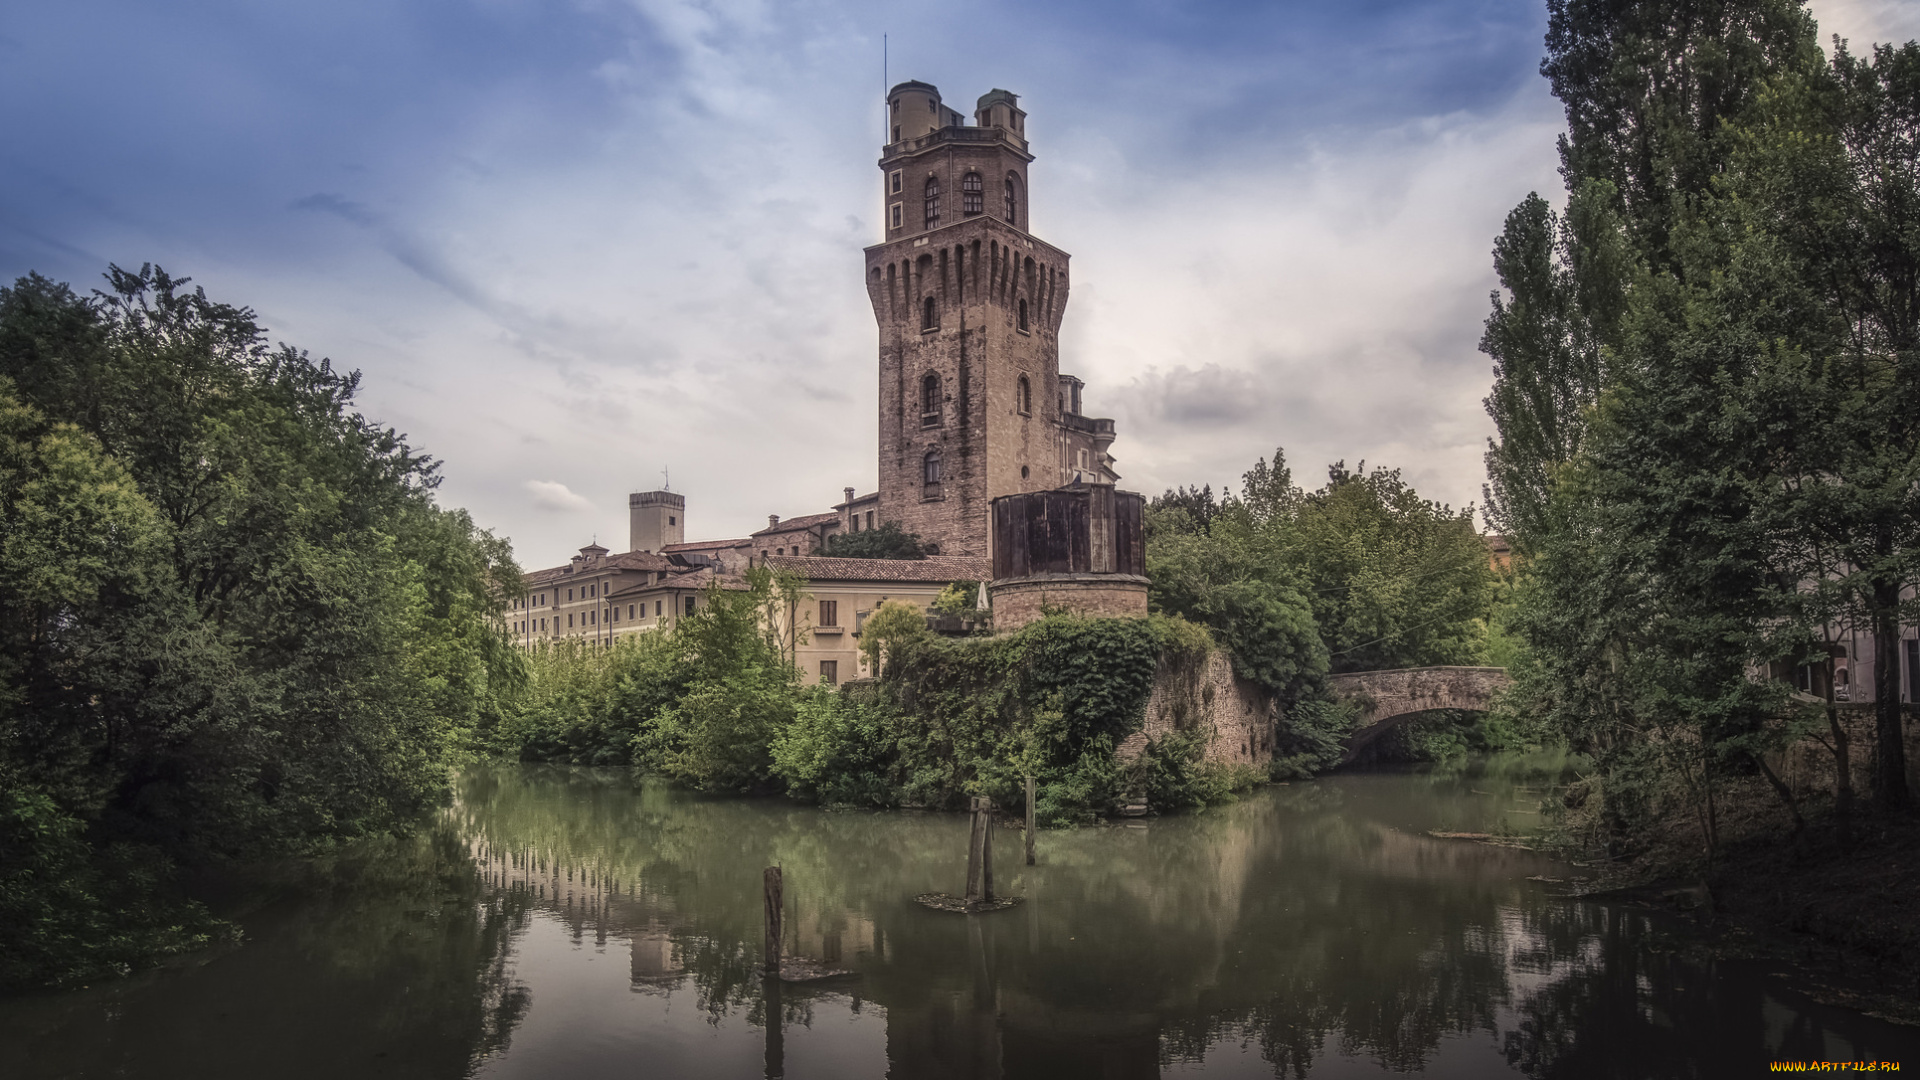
xmin=507 ymin=79 xmax=1143 ymax=668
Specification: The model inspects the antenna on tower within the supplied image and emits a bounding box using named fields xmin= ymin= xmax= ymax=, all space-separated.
xmin=883 ymin=34 xmax=888 ymax=93
xmin=661 ymin=466 xmax=670 ymax=491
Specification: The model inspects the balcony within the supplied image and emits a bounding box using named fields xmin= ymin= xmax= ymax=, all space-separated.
xmin=1062 ymin=413 xmax=1115 ymax=438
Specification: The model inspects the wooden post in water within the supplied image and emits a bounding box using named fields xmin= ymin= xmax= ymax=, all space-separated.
xmin=965 ymin=796 xmax=995 ymax=904
xmin=1024 ymin=775 xmax=1037 ymax=866
xmin=763 ymin=866 xmax=783 ymax=978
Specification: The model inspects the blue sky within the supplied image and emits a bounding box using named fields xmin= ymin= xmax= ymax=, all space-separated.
xmin=5 ymin=0 xmax=1915 ymax=567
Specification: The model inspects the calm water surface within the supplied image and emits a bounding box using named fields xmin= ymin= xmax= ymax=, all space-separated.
xmin=5 ymin=758 xmax=1916 ymax=1078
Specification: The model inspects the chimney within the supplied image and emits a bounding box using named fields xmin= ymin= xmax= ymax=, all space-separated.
xmin=844 ymin=487 xmax=855 ymax=504
xmin=768 ymin=514 xmax=780 ymax=528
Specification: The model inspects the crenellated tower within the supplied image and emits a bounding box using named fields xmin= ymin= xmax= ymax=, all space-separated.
xmin=867 ymin=83 xmax=1111 ymax=558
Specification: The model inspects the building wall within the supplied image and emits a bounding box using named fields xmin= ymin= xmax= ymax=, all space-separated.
xmin=1120 ymin=649 xmax=1276 ymax=768
xmin=779 ymin=582 xmax=950 ymax=686
xmin=989 ymin=575 xmax=1149 ymax=631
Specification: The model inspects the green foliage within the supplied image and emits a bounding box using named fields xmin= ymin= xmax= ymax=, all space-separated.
xmin=770 ymin=690 xmax=905 ymax=807
xmin=930 ymin=580 xmax=989 ymax=623
xmin=0 ymin=265 xmax=519 ymax=989
xmin=817 ymin=521 xmax=927 ymax=560
xmin=859 ymin=598 xmax=930 ymax=677
xmin=1147 ymin=447 xmax=1494 ymax=691
xmin=1270 ymin=699 xmax=1363 ymax=780
xmin=1484 ymin=4 xmax=1920 ymax=853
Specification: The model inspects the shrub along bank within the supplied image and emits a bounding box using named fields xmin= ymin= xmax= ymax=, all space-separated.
xmin=506 ymin=589 xmax=1260 ymax=826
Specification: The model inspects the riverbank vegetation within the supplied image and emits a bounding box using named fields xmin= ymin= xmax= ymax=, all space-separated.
xmin=1479 ymin=0 xmax=1919 ymax=959
xmin=0 ymin=267 xmax=523 ymax=992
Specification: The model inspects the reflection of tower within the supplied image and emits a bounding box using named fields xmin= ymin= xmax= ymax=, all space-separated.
xmin=628 ymin=490 xmax=685 ymax=553
xmin=867 ymin=82 xmax=1076 ymax=558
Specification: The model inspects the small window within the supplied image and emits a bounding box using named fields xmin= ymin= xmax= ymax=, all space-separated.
xmin=962 ymin=172 xmax=983 ymax=215
xmin=890 ymin=203 xmax=903 ymax=230
xmin=612 ymin=606 xmax=618 ymax=622
xmin=1018 ymin=298 xmax=1029 ymax=332
xmin=655 ymin=601 xmax=662 ymax=617
xmin=590 ymin=610 xmax=597 ymax=625
xmin=889 ymin=169 xmax=903 ymax=194
xmin=820 ymin=660 xmax=838 ymax=686
xmin=921 ymin=372 xmax=941 ymax=421
xmin=820 ymin=600 xmax=838 ymax=627
xmin=629 ymin=605 xmax=635 ymax=619
xmin=669 ymin=516 xmax=675 ymax=526
xmin=924 ymin=176 xmax=941 ymax=229
xmin=892 ymin=125 xmax=901 ymax=142
xmin=1022 ymin=465 xmax=1030 ymax=479
xmin=866 ymin=511 xmax=874 ymax=530
xmin=1004 ymin=173 xmax=1021 ymax=225
xmin=685 ymin=596 xmax=696 ymax=616
xmin=1017 ymin=374 xmax=1031 ymax=415
xmin=568 ymin=614 xmax=574 ymax=627
xmin=924 ymin=450 xmax=942 ymax=487
xmin=567 ymin=588 xmax=574 ymax=602
xmin=922 ymin=295 xmax=938 ymax=331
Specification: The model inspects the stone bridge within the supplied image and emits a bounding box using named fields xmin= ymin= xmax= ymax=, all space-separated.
xmin=1324 ymin=666 xmax=1510 ymax=765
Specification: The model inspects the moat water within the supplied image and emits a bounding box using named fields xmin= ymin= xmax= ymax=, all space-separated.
xmin=5 ymin=758 xmax=1916 ymax=1078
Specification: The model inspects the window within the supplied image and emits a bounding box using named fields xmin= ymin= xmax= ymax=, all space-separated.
xmin=629 ymin=605 xmax=635 ymax=620
xmin=590 ymin=610 xmax=597 ymax=625
xmin=962 ymin=172 xmax=983 ymax=215
xmin=1017 ymin=374 xmax=1031 ymax=414
xmin=924 ymin=176 xmax=941 ymax=229
xmin=866 ymin=511 xmax=875 ymax=530
xmin=922 ymin=295 xmax=938 ymax=331
xmin=655 ymin=601 xmax=662 ymax=617
xmin=889 ymin=169 xmax=903 ymax=194
xmin=612 ymin=606 xmax=619 ymax=622
xmin=669 ymin=516 xmax=675 ymax=526
xmin=890 ymin=203 xmax=903 ymax=230
xmin=924 ymin=449 xmax=943 ymax=492
xmin=820 ymin=660 xmax=838 ymax=686
xmin=1017 ymin=298 xmax=1029 ymax=332
xmin=1021 ymin=465 xmax=1030 ymax=479
xmin=892 ymin=125 xmax=900 ymax=142
xmin=567 ymin=588 xmax=574 ymax=602
xmin=820 ymin=600 xmax=838 ymax=627
xmin=1004 ymin=173 xmax=1021 ymax=225
xmin=685 ymin=596 xmax=696 ymax=616
xmin=568 ymin=614 xmax=574 ymax=627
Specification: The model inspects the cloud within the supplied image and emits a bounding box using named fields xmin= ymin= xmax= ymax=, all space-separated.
xmin=524 ymin=480 xmax=594 ymax=513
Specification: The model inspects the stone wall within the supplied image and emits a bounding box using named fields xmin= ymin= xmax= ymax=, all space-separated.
xmin=989 ymin=574 xmax=1148 ymax=631
xmin=1118 ymin=648 xmax=1275 ymax=768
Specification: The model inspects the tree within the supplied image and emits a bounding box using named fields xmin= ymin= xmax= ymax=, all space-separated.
xmin=818 ymin=522 xmax=927 ymax=560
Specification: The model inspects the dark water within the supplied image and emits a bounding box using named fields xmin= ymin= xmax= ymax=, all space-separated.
xmin=5 ymin=758 xmax=1916 ymax=1078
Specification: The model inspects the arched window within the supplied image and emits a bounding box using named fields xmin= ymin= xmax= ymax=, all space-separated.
xmin=924 ymin=175 xmax=941 ymax=229
xmin=1017 ymin=298 xmax=1029 ymax=332
xmin=1017 ymin=374 xmax=1031 ymax=415
xmin=962 ymin=172 xmax=983 ymax=215
xmin=923 ymin=450 xmax=942 ymax=487
xmin=922 ymin=295 xmax=938 ymax=331
xmin=1004 ymin=172 xmax=1022 ymax=226
xmin=921 ymin=372 xmax=941 ymax=423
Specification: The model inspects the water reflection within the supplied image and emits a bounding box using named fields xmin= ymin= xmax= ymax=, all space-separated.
xmin=5 ymin=759 xmax=1917 ymax=1078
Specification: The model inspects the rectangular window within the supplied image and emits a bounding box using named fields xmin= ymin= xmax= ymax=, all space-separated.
xmin=685 ymin=596 xmax=696 ymax=616
xmin=655 ymin=601 xmax=662 ymax=617
xmin=629 ymin=605 xmax=635 ymax=620
xmin=1908 ymin=638 xmax=1919 ymax=702
xmin=568 ymin=614 xmax=574 ymax=628
xmin=819 ymin=600 xmax=838 ymax=627
xmin=611 ymin=607 xmax=618 ymax=622
xmin=820 ymin=660 xmax=838 ymax=686
xmin=591 ymin=610 xmax=597 ymax=625
xmin=889 ymin=170 xmax=903 ymax=194
xmin=890 ymin=203 xmax=903 ymax=230
xmin=866 ymin=511 xmax=874 ymax=530
xmin=568 ymin=588 xmax=574 ymax=602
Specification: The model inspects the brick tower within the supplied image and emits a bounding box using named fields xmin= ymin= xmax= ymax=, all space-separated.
xmin=867 ymin=83 xmax=1111 ymax=558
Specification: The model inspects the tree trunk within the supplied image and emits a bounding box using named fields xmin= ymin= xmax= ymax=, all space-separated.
xmin=1872 ymin=571 xmax=1909 ymax=808
xmin=1819 ymin=655 xmax=1853 ymax=852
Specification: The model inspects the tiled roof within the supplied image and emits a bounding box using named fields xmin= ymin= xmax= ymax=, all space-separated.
xmin=751 ymin=512 xmax=840 ymax=537
xmin=522 ymin=549 xmax=674 ymax=583
xmin=607 ymin=565 xmax=748 ymax=596
xmin=833 ymin=491 xmax=879 ymax=509
xmin=662 ymin=538 xmax=751 ymax=553
xmin=763 ymin=555 xmax=988 ymax=583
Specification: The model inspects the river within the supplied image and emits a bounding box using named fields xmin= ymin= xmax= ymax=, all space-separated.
xmin=4 ymin=756 xmax=1915 ymax=1078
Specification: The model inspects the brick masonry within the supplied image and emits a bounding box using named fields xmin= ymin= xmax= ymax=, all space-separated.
xmin=1120 ymin=649 xmax=1277 ymax=768
xmin=1326 ymin=666 xmax=1511 ymax=764
xmin=989 ymin=575 xmax=1149 ymax=631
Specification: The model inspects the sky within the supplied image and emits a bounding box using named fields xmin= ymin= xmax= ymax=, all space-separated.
xmin=5 ymin=0 xmax=1917 ymax=570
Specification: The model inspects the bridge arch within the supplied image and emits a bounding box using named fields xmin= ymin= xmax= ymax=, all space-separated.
xmin=1323 ymin=666 xmax=1510 ymax=766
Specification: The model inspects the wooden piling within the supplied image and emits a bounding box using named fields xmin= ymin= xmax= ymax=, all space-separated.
xmin=1025 ymin=776 xmax=1037 ymax=866
xmin=763 ymin=866 xmax=783 ymax=978
xmin=965 ymin=796 xmax=996 ymax=904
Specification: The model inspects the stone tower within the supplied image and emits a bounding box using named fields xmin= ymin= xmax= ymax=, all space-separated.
xmin=629 ymin=490 xmax=685 ymax=553
xmin=867 ymin=82 xmax=1095 ymax=558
